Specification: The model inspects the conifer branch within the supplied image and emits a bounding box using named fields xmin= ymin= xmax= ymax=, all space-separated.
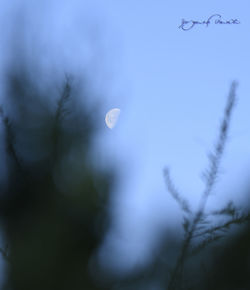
xmin=164 ymin=168 xmax=191 ymax=215
xmin=167 ymin=82 xmax=238 ymax=290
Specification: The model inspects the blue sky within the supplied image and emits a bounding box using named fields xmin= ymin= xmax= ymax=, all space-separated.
xmin=0 ymin=0 xmax=250 ymax=279
xmin=95 ymin=0 xmax=250 ymax=275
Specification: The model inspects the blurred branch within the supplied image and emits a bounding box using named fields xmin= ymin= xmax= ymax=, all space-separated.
xmin=166 ymin=81 xmax=238 ymax=290
xmin=0 ymin=106 xmax=23 ymax=173
xmin=52 ymin=75 xmax=72 ymax=163
xmin=55 ymin=74 xmax=72 ymax=124
xmin=211 ymin=200 xmax=237 ymax=216
xmin=193 ymin=213 xmax=250 ymax=239
xmin=164 ymin=168 xmax=191 ymax=215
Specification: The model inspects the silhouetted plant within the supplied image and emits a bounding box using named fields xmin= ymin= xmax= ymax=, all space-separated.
xmin=164 ymin=82 xmax=250 ymax=290
xmin=0 ymin=62 xmax=113 ymax=290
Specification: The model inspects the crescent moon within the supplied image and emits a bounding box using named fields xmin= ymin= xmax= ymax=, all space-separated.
xmin=105 ymin=108 xmax=120 ymax=129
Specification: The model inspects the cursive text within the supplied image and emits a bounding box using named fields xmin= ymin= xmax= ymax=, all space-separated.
xmin=179 ymin=14 xmax=240 ymax=31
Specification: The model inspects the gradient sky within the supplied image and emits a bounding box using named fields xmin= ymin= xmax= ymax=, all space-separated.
xmin=96 ymin=0 xmax=250 ymax=275
xmin=0 ymin=0 xmax=250 ymax=279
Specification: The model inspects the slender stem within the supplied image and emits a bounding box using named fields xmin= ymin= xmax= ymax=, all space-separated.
xmin=167 ymin=82 xmax=237 ymax=290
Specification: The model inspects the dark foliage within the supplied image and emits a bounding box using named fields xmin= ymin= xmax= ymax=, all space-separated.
xmin=0 ymin=63 xmax=113 ymax=290
xmin=164 ymin=82 xmax=250 ymax=290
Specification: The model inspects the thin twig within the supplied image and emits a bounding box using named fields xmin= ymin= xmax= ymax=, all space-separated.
xmin=192 ymin=213 xmax=250 ymax=239
xmin=164 ymin=168 xmax=191 ymax=214
xmin=167 ymin=82 xmax=238 ymax=290
xmin=0 ymin=106 xmax=23 ymax=173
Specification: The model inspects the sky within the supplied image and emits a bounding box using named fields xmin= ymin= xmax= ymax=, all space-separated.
xmin=0 ymin=0 xmax=250 ymax=281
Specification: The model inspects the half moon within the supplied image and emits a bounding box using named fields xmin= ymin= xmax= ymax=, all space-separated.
xmin=105 ymin=108 xmax=120 ymax=129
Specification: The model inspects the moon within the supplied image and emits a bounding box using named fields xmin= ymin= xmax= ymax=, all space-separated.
xmin=105 ymin=108 xmax=120 ymax=129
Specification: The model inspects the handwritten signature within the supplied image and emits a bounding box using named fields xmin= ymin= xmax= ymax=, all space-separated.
xmin=179 ymin=14 xmax=240 ymax=31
